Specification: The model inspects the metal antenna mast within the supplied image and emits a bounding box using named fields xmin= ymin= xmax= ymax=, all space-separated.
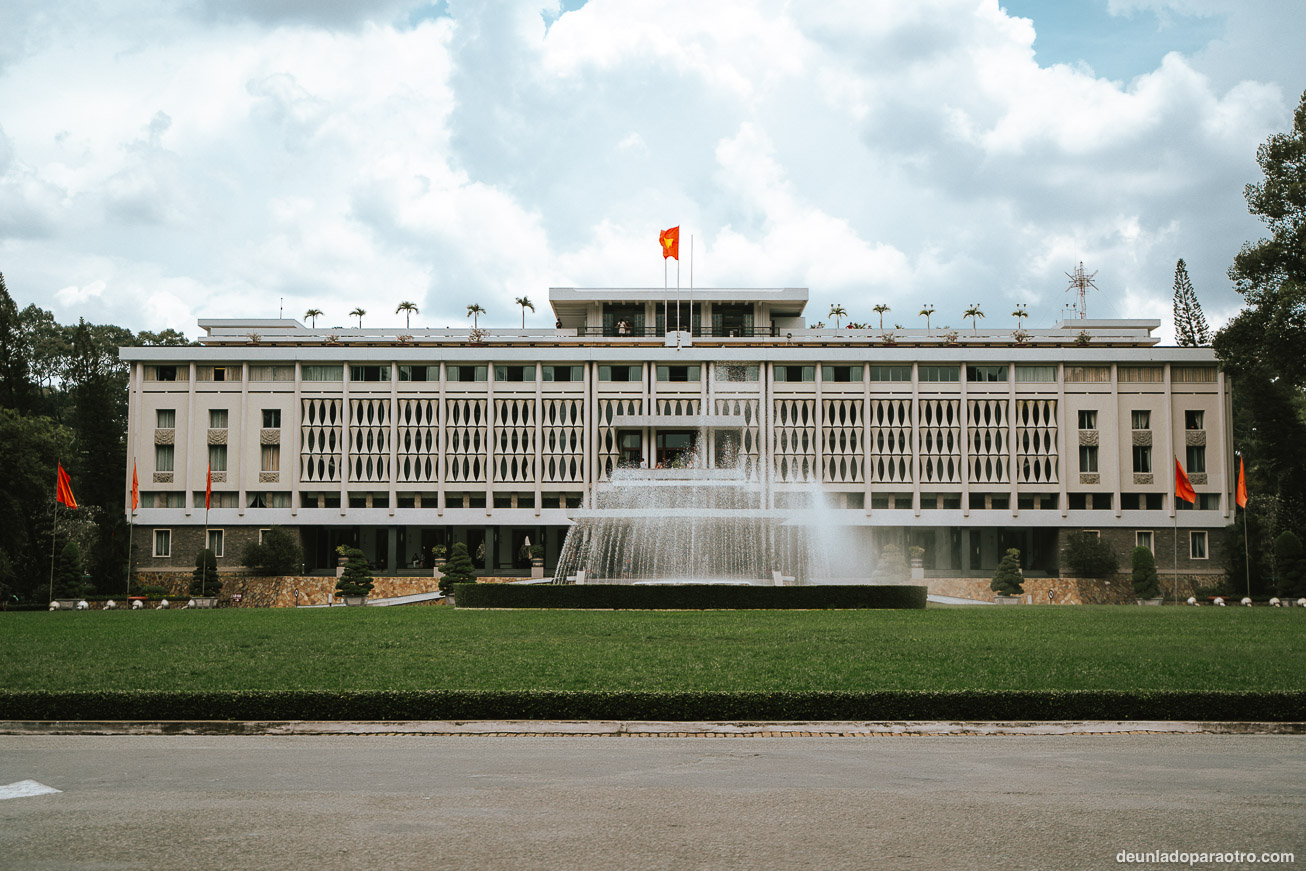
xmin=1065 ymin=261 xmax=1098 ymax=319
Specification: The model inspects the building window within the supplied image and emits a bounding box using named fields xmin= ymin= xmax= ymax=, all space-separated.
xmin=714 ymin=364 xmax=759 ymax=382
xmin=153 ymin=529 xmax=171 ymax=557
xmin=199 ymin=491 xmax=238 ymax=508
xmin=965 ymin=365 xmax=1008 ymax=382
xmin=197 ymin=365 xmax=235 ymax=382
xmin=1065 ymin=366 xmax=1110 ymax=382
xmin=349 ymin=365 xmax=389 ymax=382
xmin=774 ymin=365 xmax=815 ymax=382
xmin=1136 ymin=530 xmax=1154 ymax=552
xmin=155 ymin=444 xmax=174 ymax=472
xmin=866 ymin=365 xmax=911 ymax=382
xmin=302 ymin=365 xmax=343 ymax=382
xmin=397 ymin=364 xmax=440 ymax=382
xmin=821 ymin=365 xmax=863 ymax=382
xmin=598 ymin=365 xmax=641 ymax=382
xmin=262 ymin=409 xmax=281 ymax=428
xmin=248 ymin=492 xmax=290 ymax=508
xmin=543 ymin=365 xmax=584 ymax=382
xmin=918 ymin=365 xmax=959 ymax=382
xmin=656 ymin=365 xmax=701 ymax=382
xmin=494 ymin=365 xmax=536 ymax=382
xmin=1178 ymin=493 xmax=1221 ymax=511
xmin=1190 ymin=531 xmax=1208 ymax=559
xmin=1131 ymin=410 xmax=1151 ymax=430
xmin=1172 ymin=366 xmax=1216 ymax=383
xmin=209 ymin=409 xmax=229 ymax=429
xmin=1015 ymin=365 xmax=1057 ymax=382
xmin=261 ymin=444 xmax=280 ymax=472
xmin=1186 ymin=444 xmax=1206 ymax=474
xmin=1077 ymin=410 xmax=1097 ymax=430
xmin=1121 ymin=492 xmax=1164 ymax=510
xmin=156 ymin=408 xmax=176 ymax=428
xmin=1079 ymin=445 xmax=1098 ymax=473
xmin=1132 ymin=445 xmax=1152 ymax=473
xmin=145 ymin=365 xmax=183 ymax=382
xmin=249 ymin=365 xmax=293 ymax=382
xmin=1083 ymin=529 xmax=1101 ymax=538
xmin=207 ymin=529 xmax=224 ymax=557
xmin=1119 ymin=366 xmax=1164 ymax=383
xmin=209 ymin=444 xmax=228 ymax=472
xmin=448 ymin=365 xmax=488 ymax=382
xmin=1185 ymin=410 xmax=1205 ymax=430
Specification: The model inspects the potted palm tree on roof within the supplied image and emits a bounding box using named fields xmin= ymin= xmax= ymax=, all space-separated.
xmin=964 ymin=304 xmax=985 ymax=334
xmin=396 ymin=301 xmax=419 ymax=328
xmin=873 ymin=304 xmax=890 ymax=329
xmin=350 ymin=308 xmax=366 ymax=328
xmin=516 ymin=296 xmax=535 ymax=328
xmin=828 ymin=304 xmax=846 ymax=328
xmin=304 ymin=308 xmax=323 ymax=328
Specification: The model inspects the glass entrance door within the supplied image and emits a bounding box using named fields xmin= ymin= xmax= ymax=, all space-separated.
xmin=655 ymin=430 xmax=698 ymax=467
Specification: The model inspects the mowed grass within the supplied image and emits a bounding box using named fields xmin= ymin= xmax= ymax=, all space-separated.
xmin=3 ymin=606 xmax=1302 ymax=694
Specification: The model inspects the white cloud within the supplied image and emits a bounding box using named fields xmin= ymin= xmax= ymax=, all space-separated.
xmin=54 ymin=279 xmax=106 ymax=307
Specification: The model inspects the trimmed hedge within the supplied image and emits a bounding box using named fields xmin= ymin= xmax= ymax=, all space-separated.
xmin=1 ymin=689 xmax=1302 ymax=722
xmin=452 ymin=583 xmax=928 ymax=610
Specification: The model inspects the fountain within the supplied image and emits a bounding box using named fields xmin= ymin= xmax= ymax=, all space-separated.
xmin=552 ymin=453 xmax=871 ymax=586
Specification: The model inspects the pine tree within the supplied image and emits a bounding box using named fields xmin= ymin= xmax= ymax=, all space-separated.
xmin=335 ymin=547 xmax=374 ymax=597
xmin=54 ymin=540 xmax=86 ymax=598
xmin=439 ymin=541 xmax=477 ymax=593
xmin=1172 ymin=259 xmax=1210 ymax=346
xmin=1130 ymin=546 xmax=1161 ymax=599
xmin=990 ymin=548 xmax=1024 ymax=595
xmin=190 ymin=548 xmax=218 ymax=596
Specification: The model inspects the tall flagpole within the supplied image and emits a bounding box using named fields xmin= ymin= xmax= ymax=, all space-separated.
xmin=689 ymin=234 xmax=693 ymax=337
xmin=1238 ymin=452 xmax=1250 ymax=598
xmin=126 ymin=460 xmax=135 ymax=599
xmin=49 ymin=463 xmax=59 ymax=605
xmin=675 ymin=245 xmax=681 ymax=349
xmin=1172 ymin=453 xmax=1179 ymax=605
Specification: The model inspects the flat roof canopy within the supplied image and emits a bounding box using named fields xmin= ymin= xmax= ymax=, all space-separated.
xmin=548 ymin=287 xmax=808 ymax=326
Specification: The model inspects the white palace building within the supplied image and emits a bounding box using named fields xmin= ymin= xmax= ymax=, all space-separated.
xmin=122 ymin=287 xmax=1230 ymax=581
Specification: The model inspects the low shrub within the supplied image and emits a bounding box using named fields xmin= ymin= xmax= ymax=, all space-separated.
xmin=1064 ymin=533 xmax=1119 ymax=578
xmin=452 ymin=583 xmax=928 ymax=610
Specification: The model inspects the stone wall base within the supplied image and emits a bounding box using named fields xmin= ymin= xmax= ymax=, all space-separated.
xmin=927 ymin=574 xmax=1210 ymax=604
xmin=133 ymin=573 xmax=523 ymax=607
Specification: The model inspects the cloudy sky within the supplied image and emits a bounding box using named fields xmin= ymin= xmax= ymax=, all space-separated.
xmin=0 ymin=0 xmax=1301 ymax=341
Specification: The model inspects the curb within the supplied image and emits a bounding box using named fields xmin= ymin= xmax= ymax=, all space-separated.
xmin=2 ymin=720 xmax=1304 ymax=737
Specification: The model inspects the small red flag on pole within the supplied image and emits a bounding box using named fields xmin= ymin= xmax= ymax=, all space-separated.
xmin=1235 ymin=455 xmax=1248 ymax=508
xmin=1174 ymin=458 xmax=1196 ymax=504
xmin=131 ymin=462 xmax=139 ymax=512
xmin=659 ymin=226 xmax=679 ymax=260
xmin=56 ymin=463 xmax=78 ymax=509
xmin=205 ymin=464 xmax=213 ymax=510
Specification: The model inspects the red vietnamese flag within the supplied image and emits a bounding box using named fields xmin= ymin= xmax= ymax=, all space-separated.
xmin=1236 ymin=455 xmax=1248 ymax=508
xmin=131 ymin=462 xmax=139 ymax=511
xmin=659 ymin=226 xmax=679 ymax=260
xmin=1175 ymin=458 xmax=1196 ymax=504
xmin=205 ymin=464 xmax=212 ymax=510
xmin=56 ymin=463 xmax=78 ymax=509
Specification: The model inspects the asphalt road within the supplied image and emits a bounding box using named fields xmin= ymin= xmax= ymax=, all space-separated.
xmin=1 ymin=734 xmax=1303 ymax=870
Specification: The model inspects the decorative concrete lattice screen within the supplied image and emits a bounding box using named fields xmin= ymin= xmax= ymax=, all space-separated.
xmin=773 ymin=398 xmax=816 ymax=482
xmin=824 ymin=399 xmax=865 ymax=483
xmin=968 ymin=398 xmax=1009 ymax=484
xmin=598 ymin=398 xmax=642 ymax=480
xmin=543 ymin=399 xmax=583 ymax=483
xmin=656 ymin=397 xmax=699 ymax=416
xmin=494 ymin=398 xmax=535 ymax=483
xmin=1017 ymin=399 xmax=1058 ymax=484
xmin=714 ymin=397 xmax=760 ymax=478
xmin=349 ymin=398 xmax=390 ymax=482
xmin=300 ymin=398 xmax=342 ymax=482
xmin=868 ymin=399 xmax=910 ymax=483
xmin=397 ymin=399 xmax=438 ymax=483
xmin=445 ymin=398 xmax=487 ymax=483
xmin=920 ymin=399 xmax=960 ymax=483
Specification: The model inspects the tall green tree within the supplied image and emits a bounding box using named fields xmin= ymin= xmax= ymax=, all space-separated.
xmin=1274 ymin=531 xmax=1306 ymax=599
xmin=1172 ymin=259 xmax=1210 ymax=346
xmin=0 ymin=409 xmax=75 ymax=602
xmin=0 ymin=273 xmax=35 ymax=412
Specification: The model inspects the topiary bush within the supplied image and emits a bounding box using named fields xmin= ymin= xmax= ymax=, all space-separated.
xmin=990 ymin=548 xmax=1024 ymax=595
xmin=335 ymin=547 xmax=374 ymax=597
xmin=439 ymin=542 xmax=477 ymax=594
xmin=241 ymin=527 xmax=303 ymax=576
xmin=1064 ymin=533 xmax=1118 ymax=578
xmin=190 ymin=549 xmax=219 ymax=596
xmin=1131 ymin=546 xmax=1161 ymax=599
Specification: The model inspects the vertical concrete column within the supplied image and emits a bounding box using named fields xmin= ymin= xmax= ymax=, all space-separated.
xmin=1112 ymin=364 xmax=1123 ymax=518
xmin=485 ymin=362 xmax=494 ymax=518
xmin=340 ymin=362 xmax=350 ymax=517
xmin=1007 ymin=364 xmax=1017 ymax=518
xmin=1164 ymin=363 xmax=1176 ymax=519
xmin=533 ymin=362 xmax=542 ymax=518
xmin=436 ymin=362 xmax=446 ymax=516
xmin=814 ymin=361 xmax=824 ymax=486
xmin=388 ymin=361 xmax=398 ymax=518
xmin=909 ymin=364 xmax=920 ymax=516
xmin=864 ymin=363 xmax=875 ymax=517
xmin=184 ymin=362 xmax=197 ymax=516
xmin=582 ymin=360 xmax=593 ymax=508
xmin=702 ymin=358 xmax=712 ymax=464
xmin=237 ymin=362 xmax=250 ymax=517
xmin=125 ymin=362 xmax=140 ymax=519
xmin=760 ymin=361 xmax=772 ymax=509
xmin=1057 ymin=363 xmax=1068 ymax=519
xmin=645 ymin=359 xmax=655 ymax=466
xmin=959 ymin=362 xmax=970 ymax=519
xmin=1218 ymin=369 xmax=1231 ymax=521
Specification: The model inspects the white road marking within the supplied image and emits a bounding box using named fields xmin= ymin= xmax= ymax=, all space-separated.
xmin=0 ymin=780 xmax=62 ymax=800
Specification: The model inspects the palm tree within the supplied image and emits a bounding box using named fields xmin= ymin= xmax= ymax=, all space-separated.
xmin=918 ymin=304 xmax=934 ymax=332
xmin=1011 ymin=305 xmax=1028 ymax=328
xmin=516 ymin=296 xmax=535 ymax=328
xmin=466 ymin=303 xmax=485 ymax=329
xmin=963 ymin=304 xmax=985 ymax=333
xmin=349 ymin=308 xmax=366 ymax=328
xmin=828 ymin=304 xmax=847 ymax=328
xmin=304 ymin=308 xmax=323 ymax=328
xmin=396 ymin=301 xmax=419 ymax=328
xmin=873 ymin=304 xmax=891 ymax=329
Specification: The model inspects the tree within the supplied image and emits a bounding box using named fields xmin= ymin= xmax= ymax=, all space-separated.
xmin=0 ymin=273 xmax=34 ymax=412
xmin=990 ymin=547 xmax=1024 ymax=595
xmin=1130 ymin=546 xmax=1161 ymax=599
xmin=304 ymin=308 xmax=323 ymax=328
xmin=1011 ymin=305 xmax=1028 ymax=328
xmin=872 ymin=304 xmax=890 ymax=329
xmin=241 ymin=527 xmax=303 ymax=576
xmin=54 ymin=540 xmax=87 ymax=598
xmin=190 ymin=548 xmax=219 ymax=596
xmin=1172 ymin=259 xmax=1210 ymax=346
xmin=516 ymin=296 xmax=535 ymax=328
xmin=1064 ymin=533 xmax=1118 ymax=578
xmin=1274 ymin=530 xmax=1306 ymax=598
xmin=466 ymin=304 xmax=485 ymax=329
xmin=828 ymin=304 xmax=846 ymax=328
xmin=335 ymin=547 xmax=374 ymax=597
xmin=870 ymin=543 xmax=908 ymax=584
xmin=439 ymin=541 xmax=477 ymax=593
xmin=918 ymin=305 xmax=934 ymax=331
xmin=396 ymin=301 xmax=419 ymax=328
xmin=0 ymin=410 xmax=74 ymax=602
xmin=349 ymin=308 xmax=366 ymax=328
xmin=963 ymin=304 xmax=985 ymax=333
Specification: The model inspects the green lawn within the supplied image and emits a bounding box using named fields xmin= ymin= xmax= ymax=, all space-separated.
xmin=3 ymin=607 xmax=1302 ymax=694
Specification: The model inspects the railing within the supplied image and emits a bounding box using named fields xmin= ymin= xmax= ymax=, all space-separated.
xmin=575 ymin=326 xmax=777 ymax=338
